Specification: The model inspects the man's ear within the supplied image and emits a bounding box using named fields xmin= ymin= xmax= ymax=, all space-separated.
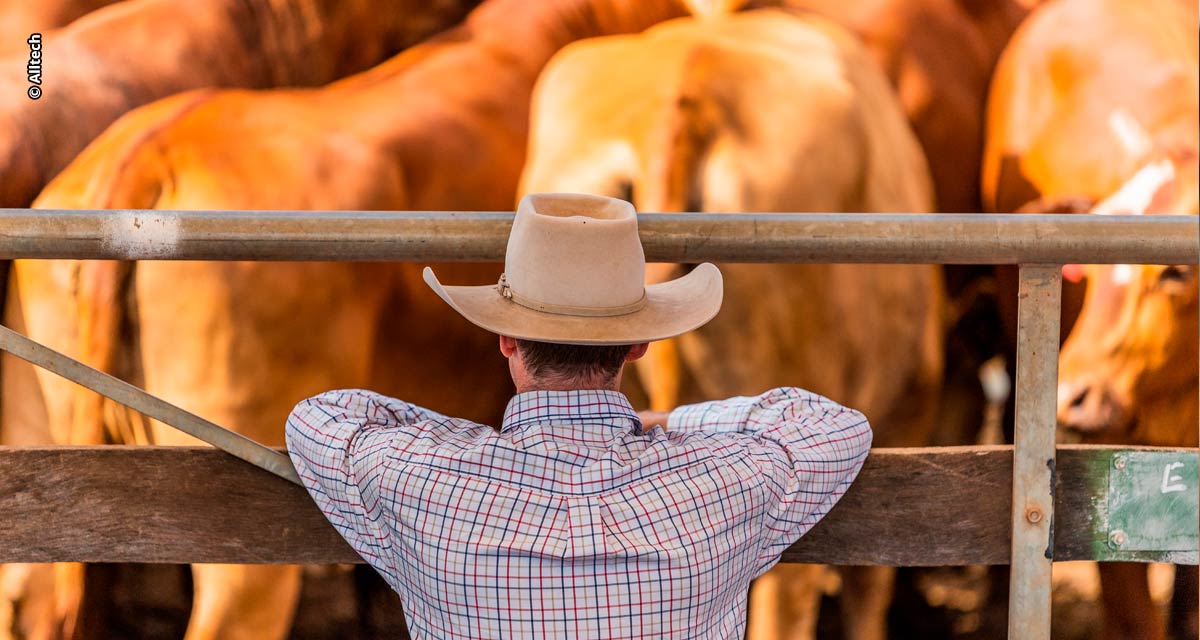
xmin=499 ymin=335 xmax=517 ymax=358
xmin=625 ymin=342 xmax=650 ymax=362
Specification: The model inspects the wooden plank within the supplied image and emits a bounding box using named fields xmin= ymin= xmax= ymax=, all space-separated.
xmin=0 ymin=445 xmax=1195 ymax=565
xmin=0 ymin=446 xmax=350 ymax=564
xmin=783 ymin=446 xmax=1012 ymax=565
xmin=1054 ymin=447 xmax=1199 ymax=565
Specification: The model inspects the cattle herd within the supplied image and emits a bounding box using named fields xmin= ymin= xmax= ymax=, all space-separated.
xmin=0 ymin=0 xmax=1195 ymax=639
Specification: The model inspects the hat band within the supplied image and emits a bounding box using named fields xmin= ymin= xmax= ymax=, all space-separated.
xmin=497 ymin=274 xmax=647 ymax=317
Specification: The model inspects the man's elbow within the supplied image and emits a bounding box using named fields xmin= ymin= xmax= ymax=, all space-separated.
xmin=285 ymin=397 xmax=325 ymax=451
xmin=284 ymin=406 xmax=305 ymax=452
xmin=844 ymin=408 xmax=873 ymax=460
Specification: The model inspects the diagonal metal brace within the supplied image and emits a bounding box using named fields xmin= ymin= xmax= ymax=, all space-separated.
xmin=0 ymin=323 xmax=301 ymax=485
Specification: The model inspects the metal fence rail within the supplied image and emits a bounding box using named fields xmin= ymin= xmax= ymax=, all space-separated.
xmin=1 ymin=210 xmax=1197 ymax=640
xmin=1 ymin=209 xmax=1196 ymax=263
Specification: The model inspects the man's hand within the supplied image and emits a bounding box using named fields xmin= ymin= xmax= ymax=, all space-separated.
xmin=636 ymin=410 xmax=670 ymax=432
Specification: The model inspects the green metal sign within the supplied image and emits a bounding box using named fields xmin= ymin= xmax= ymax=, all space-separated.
xmin=1107 ymin=451 xmax=1199 ymax=552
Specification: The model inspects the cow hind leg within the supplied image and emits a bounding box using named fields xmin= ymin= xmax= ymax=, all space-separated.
xmin=3 ymin=266 xmax=104 ymax=640
xmin=1168 ymin=565 xmax=1198 ymax=640
xmin=52 ymin=563 xmax=85 ymax=639
xmin=185 ymin=564 xmax=301 ymax=640
xmin=0 ymin=274 xmax=58 ymax=640
xmin=1099 ymin=562 xmax=1165 ymax=640
xmin=745 ymin=564 xmax=823 ymax=640
xmin=837 ymin=565 xmax=894 ymax=640
xmin=0 ymin=564 xmax=55 ymax=640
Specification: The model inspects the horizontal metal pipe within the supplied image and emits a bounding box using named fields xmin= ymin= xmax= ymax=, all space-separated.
xmin=0 ymin=209 xmax=1195 ymax=264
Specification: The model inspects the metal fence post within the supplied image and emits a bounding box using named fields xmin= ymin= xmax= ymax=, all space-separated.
xmin=1009 ymin=265 xmax=1062 ymax=639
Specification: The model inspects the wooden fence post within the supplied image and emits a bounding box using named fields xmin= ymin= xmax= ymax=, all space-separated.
xmin=1008 ymin=265 xmax=1062 ymax=640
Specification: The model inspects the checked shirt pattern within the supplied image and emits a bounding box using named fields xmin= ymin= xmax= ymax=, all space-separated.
xmin=286 ymin=387 xmax=871 ymax=639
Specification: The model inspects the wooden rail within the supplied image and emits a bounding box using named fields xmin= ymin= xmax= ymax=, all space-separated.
xmin=1 ymin=445 xmax=1194 ymax=566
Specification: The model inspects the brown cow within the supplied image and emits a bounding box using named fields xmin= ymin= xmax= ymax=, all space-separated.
xmin=984 ymin=0 xmax=1198 ymax=638
xmin=521 ymin=10 xmax=943 ymax=640
xmin=0 ymin=0 xmax=477 ymax=208
xmin=10 ymin=1 xmax=694 ymax=638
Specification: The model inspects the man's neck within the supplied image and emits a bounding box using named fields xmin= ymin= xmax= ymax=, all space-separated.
xmin=514 ymin=381 xmax=620 ymax=394
xmin=514 ymin=374 xmax=622 ymax=395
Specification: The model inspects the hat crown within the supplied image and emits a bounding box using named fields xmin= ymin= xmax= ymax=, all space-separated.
xmin=504 ymin=193 xmax=647 ymax=314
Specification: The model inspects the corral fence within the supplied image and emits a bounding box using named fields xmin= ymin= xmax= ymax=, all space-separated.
xmin=0 ymin=210 xmax=1197 ymax=640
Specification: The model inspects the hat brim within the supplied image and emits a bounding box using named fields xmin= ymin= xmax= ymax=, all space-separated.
xmin=423 ymin=263 xmax=723 ymax=345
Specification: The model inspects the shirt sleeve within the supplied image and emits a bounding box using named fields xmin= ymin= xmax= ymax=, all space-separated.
xmin=668 ymin=387 xmax=872 ymax=574
xmin=285 ymin=388 xmax=447 ymax=567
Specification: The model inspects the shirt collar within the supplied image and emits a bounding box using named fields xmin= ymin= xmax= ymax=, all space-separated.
xmin=501 ymin=389 xmax=641 ymax=438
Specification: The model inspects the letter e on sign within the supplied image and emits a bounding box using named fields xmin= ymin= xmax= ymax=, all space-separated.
xmin=1161 ymin=462 xmax=1187 ymax=494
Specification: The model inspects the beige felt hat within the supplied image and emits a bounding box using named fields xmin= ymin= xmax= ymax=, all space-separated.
xmin=423 ymin=193 xmax=723 ymax=345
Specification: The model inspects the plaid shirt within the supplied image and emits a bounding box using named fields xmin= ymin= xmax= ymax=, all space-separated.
xmin=286 ymin=387 xmax=871 ymax=639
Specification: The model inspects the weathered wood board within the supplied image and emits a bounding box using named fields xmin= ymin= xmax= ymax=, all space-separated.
xmin=0 ymin=445 xmax=1195 ymax=565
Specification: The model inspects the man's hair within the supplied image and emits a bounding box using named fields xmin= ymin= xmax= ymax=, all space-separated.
xmin=515 ymin=339 xmax=634 ymax=384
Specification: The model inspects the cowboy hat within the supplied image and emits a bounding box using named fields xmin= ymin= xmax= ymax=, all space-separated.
xmin=423 ymin=193 xmax=723 ymax=345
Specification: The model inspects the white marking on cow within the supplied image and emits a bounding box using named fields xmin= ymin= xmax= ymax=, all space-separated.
xmin=1111 ymin=264 xmax=1134 ymax=285
xmin=1161 ymin=462 xmax=1187 ymax=494
xmin=100 ymin=211 xmax=182 ymax=259
xmin=1107 ymin=109 xmax=1153 ymax=158
xmin=1092 ymin=160 xmax=1175 ymax=216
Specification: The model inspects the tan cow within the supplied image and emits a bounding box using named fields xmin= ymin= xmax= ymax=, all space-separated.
xmin=521 ymin=10 xmax=943 ymax=640
xmin=779 ymin=0 xmax=1033 ymax=450
xmin=9 ymin=1 xmax=694 ymax=638
xmin=677 ymin=0 xmax=1031 ymax=452
xmin=984 ymin=0 xmax=1198 ymax=638
xmin=0 ymin=0 xmax=477 ymax=208
xmin=673 ymin=0 xmax=1037 ymax=465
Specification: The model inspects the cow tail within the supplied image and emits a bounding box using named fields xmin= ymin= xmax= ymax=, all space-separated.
xmin=633 ymin=48 xmax=732 ymax=411
xmin=69 ymin=260 xmax=135 ymax=446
